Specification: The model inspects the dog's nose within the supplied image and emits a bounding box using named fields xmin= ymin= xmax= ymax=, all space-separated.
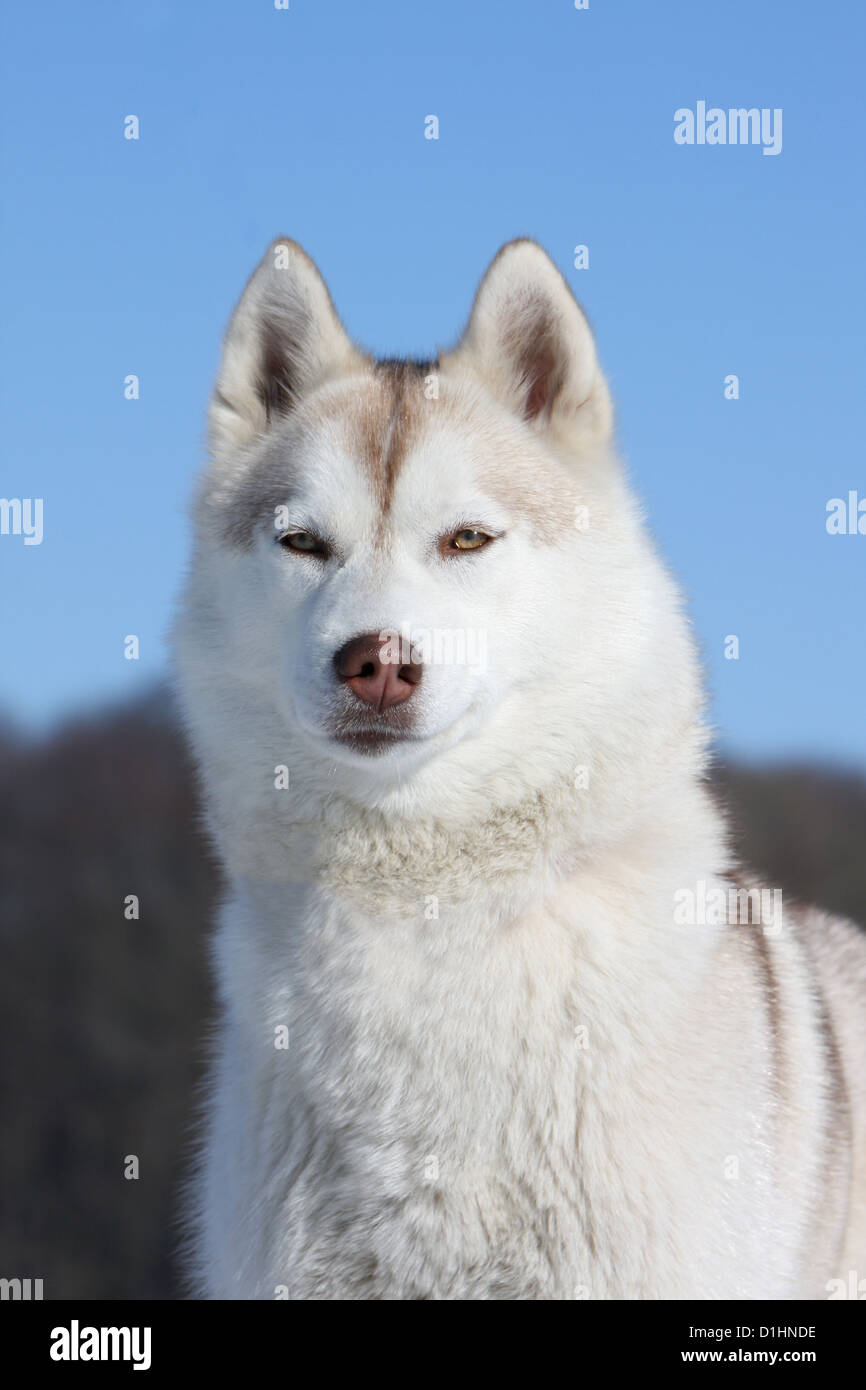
xmin=333 ymin=632 xmax=423 ymax=711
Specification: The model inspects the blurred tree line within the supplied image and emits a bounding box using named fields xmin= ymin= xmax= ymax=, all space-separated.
xmin=0 ymin=690 xmax=864 ymax=1299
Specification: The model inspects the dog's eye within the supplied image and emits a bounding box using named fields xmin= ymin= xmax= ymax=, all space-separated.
xmin=446 ymin=529 xmax=494 ymax=553
xmin=278 ymin=531 xmax=328 ymax=557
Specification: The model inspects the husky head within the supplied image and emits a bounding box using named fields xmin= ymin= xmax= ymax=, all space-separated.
xmin=176 ymin=240 xmax=705 ymax=856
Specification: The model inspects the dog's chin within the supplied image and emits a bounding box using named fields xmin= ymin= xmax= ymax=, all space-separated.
xmin=289 ymin=687 xmax=495 ymax=776
xmin=331 ymin=726 xmax=426 ymax=758
xmin=299 ymin=708 xmax=476 ymax=773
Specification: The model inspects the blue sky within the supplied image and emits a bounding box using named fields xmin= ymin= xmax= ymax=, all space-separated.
xmin=1 ymin=0 xmax=864 ymax=764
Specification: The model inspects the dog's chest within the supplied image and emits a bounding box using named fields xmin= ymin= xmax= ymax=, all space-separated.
xmin=223 ymin=881 xmax=783 ymax=1298
xmin=289 ymin=883 xmax=584 ymax=1130
xmin=260 ymin=888 xmax=646 ymax=1296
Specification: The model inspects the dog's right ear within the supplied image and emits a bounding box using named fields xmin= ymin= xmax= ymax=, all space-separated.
xmin=209 ymin=240 xmax=362 ymax=456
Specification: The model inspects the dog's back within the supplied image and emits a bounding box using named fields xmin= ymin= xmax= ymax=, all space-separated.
xmin=804 ymin=909 xmax=866 ymax=1283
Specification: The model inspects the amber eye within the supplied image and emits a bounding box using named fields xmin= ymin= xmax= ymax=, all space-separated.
xmin=279 ymin=531 xmax=328 ymax=556
xmin=448 ymin=528 xmax=494 ymax=553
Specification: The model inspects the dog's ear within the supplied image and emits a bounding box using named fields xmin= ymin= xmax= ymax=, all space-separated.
xmin=209 ymin=239 xmax=362 ymax=456
xmin=447 ymin=240 xmax=611 ymax=441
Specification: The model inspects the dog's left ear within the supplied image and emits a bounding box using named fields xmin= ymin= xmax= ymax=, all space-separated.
xmin=446 ymin=240 xmax=611 ymax=442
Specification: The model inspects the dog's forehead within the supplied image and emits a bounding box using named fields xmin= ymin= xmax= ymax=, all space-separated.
xmin=332 ymin=359 xmax=450 ymax=513
xmin=212 ymin=360 xmax=576 ymax=548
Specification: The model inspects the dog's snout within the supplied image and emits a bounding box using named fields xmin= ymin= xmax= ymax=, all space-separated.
xmin=334 ymin=632 xmax=423 ymax=711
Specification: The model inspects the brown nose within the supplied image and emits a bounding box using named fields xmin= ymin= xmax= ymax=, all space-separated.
xmin=334 ymin=632 xmax=423 ymax=711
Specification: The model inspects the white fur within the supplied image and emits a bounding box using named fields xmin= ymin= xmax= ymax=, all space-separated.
xmin=173 ymin=239 xmax=866 ymax=1299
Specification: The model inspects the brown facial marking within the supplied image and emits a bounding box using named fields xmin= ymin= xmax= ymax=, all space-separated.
xmin=354 ymin=359 xmax=437 ymax=515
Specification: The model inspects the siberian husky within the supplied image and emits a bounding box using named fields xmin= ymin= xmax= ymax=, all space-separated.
xmin=173 ymin=238 xmax=866 ymax=1299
